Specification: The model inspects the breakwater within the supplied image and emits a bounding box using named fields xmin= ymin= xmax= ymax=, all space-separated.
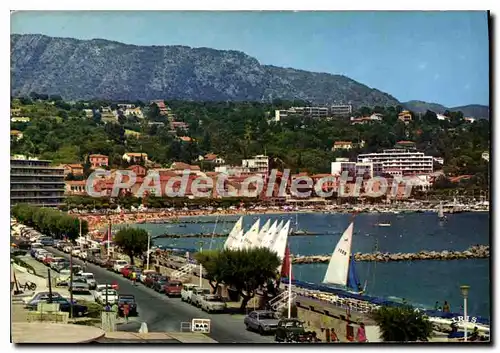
xmin=153 ymin=230 xmax=321 ymax=239
xmin=292 ymin=245 xmax=489 ymax=263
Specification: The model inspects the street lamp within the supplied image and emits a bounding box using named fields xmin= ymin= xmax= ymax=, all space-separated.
xmin=460 ymin=285 xmax=470 ymax=342
xmin=198 ymin=241 xmax=203 ymax=288
xmin=146 ymin=232 xmax=151 ymax=270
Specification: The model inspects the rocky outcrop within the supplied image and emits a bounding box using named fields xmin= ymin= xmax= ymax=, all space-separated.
xmin=291 ymin=245 xmax=489 ymax=264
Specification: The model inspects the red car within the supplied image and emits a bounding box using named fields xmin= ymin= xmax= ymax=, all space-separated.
xmin=121 ymin=265 xmax=137 ymax=278
xmin=43 ymin=254 xmax=54 ymax=266
xmin=164 ymin=280 xmax=183 ymax=297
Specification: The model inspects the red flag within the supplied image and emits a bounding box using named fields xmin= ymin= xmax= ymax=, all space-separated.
xmin=280 ymin=246 xmax=294 ymax=280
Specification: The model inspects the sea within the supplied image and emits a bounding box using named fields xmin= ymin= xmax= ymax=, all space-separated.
xmin=119 ymin=212 xmax=491 ymax=319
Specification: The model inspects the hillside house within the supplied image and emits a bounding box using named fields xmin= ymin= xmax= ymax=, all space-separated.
xmin=398 ymin=110 xmax=413 ymax=124
xmin=60 ymin=163 xmax=84 ymax=177
xmin=123 ymin=153 xmax=148 ymax=164
xmin=332 ymin=141 xmax=353 ymax=151
xmin=89 ymin=154 xmax=109 ymax=169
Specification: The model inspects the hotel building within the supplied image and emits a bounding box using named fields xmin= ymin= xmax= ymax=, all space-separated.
xmin=357 ymin=149 xmax=433 ymax=176
xmin=11 ymin=157 xmax=65 ymax=206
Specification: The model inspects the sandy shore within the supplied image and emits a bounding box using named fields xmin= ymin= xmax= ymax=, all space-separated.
xmin=78 ymin=208 xmax=295 ymax=231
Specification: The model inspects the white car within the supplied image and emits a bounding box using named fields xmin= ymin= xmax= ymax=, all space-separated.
xmin=95 ymin=289 xmax=118 ymax=305
xmin=191 ymin=288 xmax=211 ymax=307
xmin=181 ymin=283 xmax=199 ymax=303
xmin=113 ymin=260 xmax=128 ymax=273
xmin=35 ymin=250 xmax=49 ymax=261
xmin=62 ymin=245 xmax=73 ymax=253
xmin=81 ymin=272 xmax=97 ymax=289
xmin=71 ymin=248 xmax=82 ymax=257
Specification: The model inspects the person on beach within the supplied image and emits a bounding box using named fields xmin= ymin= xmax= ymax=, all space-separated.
xmin=443 ymin=301 xmax=450 ymax=313
xmin=434 ymin=301 xmax=439 ymax=310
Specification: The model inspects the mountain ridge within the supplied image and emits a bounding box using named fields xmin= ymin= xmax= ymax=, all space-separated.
xmin=10 ymin=33 xmax=489 ymax=118
xmin=10 ymin=33 xmax=398 ymax=107
xmin=402 ymin=100 xmax=489 ymax=119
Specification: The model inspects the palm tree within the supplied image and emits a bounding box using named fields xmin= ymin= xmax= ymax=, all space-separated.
xmin=371 ymin=305 xmax=433 ymax=342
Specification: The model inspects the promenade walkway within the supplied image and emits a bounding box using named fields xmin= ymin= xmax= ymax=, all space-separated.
xmin=12 ymin=323 xmax=105 ymax=343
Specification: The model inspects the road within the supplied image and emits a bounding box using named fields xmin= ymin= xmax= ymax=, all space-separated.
xmin=47 ymin=247 xmax=275 ymax=343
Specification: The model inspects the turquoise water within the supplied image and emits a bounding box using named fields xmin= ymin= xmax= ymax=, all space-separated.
xmin=122 ymin=212 xmax=490 ymax=318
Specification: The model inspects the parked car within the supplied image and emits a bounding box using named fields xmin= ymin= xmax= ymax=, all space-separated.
xmin=164 ymin=280 xmax=183 ymax=297
xmin=274 ymin=318 xmax=306 ymax=342
xmin=103 ymin=259 xmax=117 ymax=271
xmin=80 ymin=272 xmax=97 ymax=289
xmin=117 ymin=294 xmax=138 ymax=316
xmin=30 ymin=244 xmax=43 ymax=257
xmin=200 ymin=294 xmax=227 ymax=313
xmin=244 ymin=310 xmax=280 ymax=335
xmin=95 ymin=289 xmax=118 ymax=305
xmin=71 ymin=247 xmax=82 ymax=257
xmin=191 ymin=288 xmax=211 ymax=307
xmin=181 ymin=283 xmax=199 ymax=303
xmin=35 ymin=250 xmax=49 ymax=261
xmin=144 ymin=273 xmax=160 ymax=288
xmin=49 ymin=257 xmax=67 ymax=271
xmin=113 ymin=260 xmax=128 ymax=273
xmin=121 ymin=265 xmax=137 ymax=278
xmin=38 ymin=237 xmax=54 ymax=246
xmin=140 ymin=270 xmax=157 ymax=283
xmin=152 ymin=277 xmax=168 ymax=293
xmin=24 ymin=291 xmax=63 ymax=305
xmin=26 ymin=296 xmax=87 ymax=317
xmin=62 ymin=245 xmax=73 ymax=253
xmin=69 ymin=276 xmax=90 ymax=293
xmin=42 ymin=254 xmax=55 ymax=266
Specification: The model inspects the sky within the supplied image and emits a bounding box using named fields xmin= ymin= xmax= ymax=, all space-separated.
xmin=10 ymin=11 xmax=490 ymax=107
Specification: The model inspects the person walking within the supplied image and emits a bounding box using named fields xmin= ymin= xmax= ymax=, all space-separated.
xmin=443 ymin=301 xmax=450 ymax=313
xmin=357 ymin=323 xmax=368 ymax=342
xmin=122 ymin=302 xmax=130 ymax=323
xmin=330 ymin=328 xmax=340 ymax=342
xmin=131 ymin=271 xmax=137 ymax=286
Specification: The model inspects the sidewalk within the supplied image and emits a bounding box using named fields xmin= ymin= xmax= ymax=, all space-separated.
xmin=12 ymin=322 xmax=105 ymax=343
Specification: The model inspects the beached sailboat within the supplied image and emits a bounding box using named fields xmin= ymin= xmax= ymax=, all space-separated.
xmin=260 ymin=220 xmax=282 ymax=249
xmin=241 ymin=219 xmax=263 ymax=249
xmin=322 ymin=222 xmax=365 ymax=294
xmin=253 ymin=219 xmax=271 ymax=248
xmin=234 ymin=219 xmax=260 ymax=250
xmin=223 ymin=217 xmax=243 ymax=250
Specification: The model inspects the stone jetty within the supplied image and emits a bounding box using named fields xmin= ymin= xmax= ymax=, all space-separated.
xmin=292 ymin=245 xmax=489 ymax=264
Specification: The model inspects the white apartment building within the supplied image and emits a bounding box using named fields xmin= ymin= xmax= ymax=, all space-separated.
xmin=330 ymin=104 xmax=353 ymax=117
xmin=274 ymin=106 xmax=330 ymax=121
xmin=357 ymin=149 xmax=433 ymax=176
xmin=331 ymin=161 xmax=384 ymax=178
xmin=242 ymin=155 xmax=270 ymax=175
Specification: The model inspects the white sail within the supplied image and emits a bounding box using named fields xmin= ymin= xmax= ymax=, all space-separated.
xmin=322 ymin=222 xmax=354 ymax=286
xmin=260 ymin=220 xmax=278 ymax=248
xmin=263 ymin=220 xmax=283 ymax=249
xmin=223 ymin=217 xmax=243 ymax=250
xmin=240 ymin=219 xmax=261 ymax=250
xmin=273 ymin=221 xmax=291 ymax=273
xmin=254 ymin=219 xmax=271 ymax=247
xmin=438 ymin=202 xmax=444 ymax=218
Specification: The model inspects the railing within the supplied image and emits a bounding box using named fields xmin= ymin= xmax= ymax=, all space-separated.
xmin=268 ymin=289 xmax=297 ymax=311
xmin=170 ymin=263 xmax=197 ymax=279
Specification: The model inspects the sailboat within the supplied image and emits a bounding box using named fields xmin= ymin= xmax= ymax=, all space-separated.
xmin=438 ymin=202 xmax=446 ymax=220
xmin=261 ymin=220 xmax=282 ymax=249
xmin=322 ymin=222 xmax=365 ymax=295
xmin=240 ymin=219 xmax=261 ymax=249
xmin=223 ymin=217 xmax=243 ymax=250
